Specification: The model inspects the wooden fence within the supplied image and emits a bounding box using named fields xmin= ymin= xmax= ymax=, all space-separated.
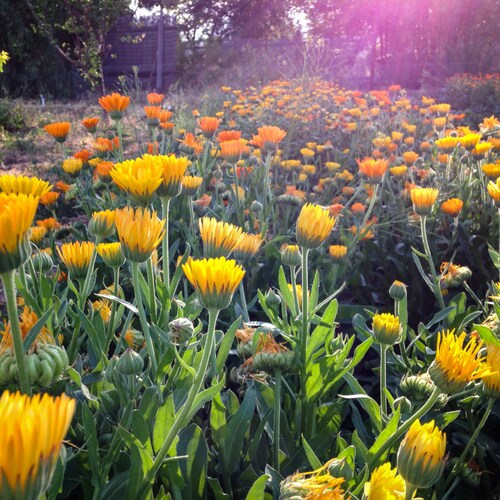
xmin=103 ymin=16 xmax=176 ymax=92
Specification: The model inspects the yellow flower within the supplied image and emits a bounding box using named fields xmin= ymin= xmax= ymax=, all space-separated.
xmin=328 ymin=244 xmax=348 ymax=263
xmin=91 ymin=298 xmax=112 ymax=324
xmin=296 ymin=203 xmax=336 ymax=249
xmin=364 ymin=463 xmax=405 ymax=499
xmin=471 ymin=141 xmax=493 ymax=159
xmin=29 ymin=226 xmax=47 ymax=244
xmin=483 ymin=343 xmax=500 ymax=398
xmin=280 ymin=458 xmax=345 ymax=499
xmin=435 ymin=136 xmax=459 ymax=153
xmin=182 ymin=257 xmax=245 ymax=310
xmin=233 ymin=232 xmax=263 ymax=262
xmin=459 ymin=133 xmax=482 ymax=151
xmin=429 ymin=330 xmax=493 ymax=394
xmin=0 ymin=391 xmax=75 ymax=498
xmin=482 ymin=162 xmax=500 ymax=180
xmin=182 ymin=175 xmax=203 ymax=196
xmin=111 ymin=156 xmax=163 ymax=206
xmin=301 ymin=147 xmax=315 ymax=158
xmin=410 ymin=187 xmax=439 ymax=216
xmin=88 ymin=210 xmax=116 ymax=240
xmin=487 ymin=179 xmax=500 ymax=207
xmin=199 ymin=217 xmax=244 ymax=258
xmin=372 ymin=313 xmax=401 ymax=345
xmin=57 ymin=241 xmax=95 ymax=279
xmin=390 ymin=165 xmax=408 ymax=177
xmin=62 ymin=158 xmax=84 ymax=176
xmin=154 ymin=154 xmax=189 ymax=199
xmin=0 ymin=174 xmax=52 ymax=197
xmin=96 ymin=242 xmax=125 ymax=268
xmin=397 ymin=419 xmax=446 ymax=488
xmin=115 ymin=207 xmax=165 ymax=263
xmin=0 ymin=193 xmax=39 ymax=273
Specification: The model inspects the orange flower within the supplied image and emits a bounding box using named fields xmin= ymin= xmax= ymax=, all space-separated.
xmin=82 ymin=117 xmax=100 ymax=133
xmin=250 ymin=125 xmax=287 ymax=154
xmin=411 ymin=187 xmax=439 ymax=216
xmin=55 ymin=181 xmax=71 ymax=193
xmin=40 ymin=191 xmax=60 ymax=208
xmin=158 ymin=109 xmax=173 ymax=123
xmin=351 ymin=202 xmax=366 ymax=214
xmin=95 ymin=161 xmax=114 ymax=183
xmin=147 ymin=92 xmax=165 ymax=105
xmin=144 ymin=106 xmax=162 ymax=126
xmin=178 ymin=133 xmax=204 ymax=155
xmin=98 ymin=93 xmax=130 ymax=119
xmin=44 ymin=122 xmax=70 ymax=143
xmin=73 ymin=149 xmax=92 ymax=164
xmin=403 ymin=151 xmax=419 ymax=166
xmin=36 ymin=218 xmax=61 ymax=231
xmin=356 ymin=157 xmax=388 ymax=184
xmin=198 ymin=116 xmax=220 ymax=138
xmin=217 ymin=130 xmax=242 ymax=142
xmin=441 ymin=198 xmax=463 ymax=217
xmin=220 ymin=139 xmax=249 ymax=163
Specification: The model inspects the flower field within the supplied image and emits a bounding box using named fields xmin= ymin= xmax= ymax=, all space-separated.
xmin=1 ymin=75 xmax=500 ymax=499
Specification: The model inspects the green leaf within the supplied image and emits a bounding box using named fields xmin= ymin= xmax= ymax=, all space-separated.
xmin=153 ymin=395 xmax=176 ymax=454
xmin=132 ymin=410 xmax=152 ymax=454
xmin=306 ymin=299 xmax=338 ymax=360
xmin=366 ymin=407 xmax=401 ymax=463
xmin=216 ymin=317 xmax=240 ymax=374
xmin=301 ymin=435 xmax=322 ymax=469
xmin=278 ymin=265 xmax=297 ymax=315
xmin=186 ymin=376 xmax=225 ymax=422
xmin=210 ymin=393 xmax=228 ymax=444
xmin=308 ymin=269 xmax=320 ymax=312
xmin=434 ymin=410 xmax=461 ymax=429
xmin=169 ymin=243 xmax=191 ymax=297
xmin=473 ymin=324 xmax=500 ymax=347
xmin=178 ymin=424 xmax=208 ymax=500
xmin=425 ymin=306 xmax=456 ymax=329
xmin=208 ymin=477 xmax=230 ymax=499
xmin=245 ymin=474 xmax=270 ymax=500
xmin=95 ymin=292 xmax=138 ymax=314
xmin=82 ymin=403 xmax=100 ymax=488
xmin=22 ymin=305 xmax=55 ymax=351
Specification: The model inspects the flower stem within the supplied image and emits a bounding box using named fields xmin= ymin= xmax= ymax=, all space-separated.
xmin=273 ymin=369 xmax=282 ymax=473
xmin=420 ymin=216 xmax=446 ymax=310
xmin=0 ymin=271 xmax=31 ymax=395
xmin=161 ymin=197 xmax=171 ymax=289
xmin=290 ymin=265 xmax=300 ymax=317
xmin=368 ymin=386 xmax=441 ymax=469
xmin=104 ymin=267 xmax=120 ymax=355
xmin=300 ymin=247 xmax=311 ymax=436
xmin=136 ymin=308 xmax=219 ymax=498
xmin=131 ymin=262 xmax=157 ymax=376
xmin=239 ymin=281 xmax=250 ymax=323
xmin=405 ymin=483 xmax=417 ymax=500
xmin=380 ymin=345 xmax=388 ymax=421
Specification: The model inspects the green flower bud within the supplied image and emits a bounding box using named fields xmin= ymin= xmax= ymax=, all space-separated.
xmin=389 ymin=280 xmax=407 ymax=301
xmin=168 ymin=318 xmax=195 ymax=344
xmin=32 ymin=251 xmax=54 ymax=273
xmin=265 ymin=288 xmax=282 ymax=308
xmin=116 ymin=349 xmax=144 ymax=375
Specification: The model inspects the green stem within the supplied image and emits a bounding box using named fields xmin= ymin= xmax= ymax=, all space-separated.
xmin=0 ymin=271 xmax=31 ymax=395
xmin=239 ymin=281 xmax=250 ymax=323
xmin=105 ymin=267 xmax=120 ymax=355
xmin=131 ymin=262 xmax=157 ymax=376
xmin=420 ymin=216 xmax=446 ymax=310
xmin=146 ymin=258 xmax=157 ymax=323
xmin=67 ymin=316 xmax=81 ymax=365
xmin=290 ymin=266 xmax=300 ymax=317
xmin=161 ymin=197 xmax=171 ymax=289
xmin=80 ymin=244 xmax=99 ymax=309
xmin=115 ymin=119 xmax=124 ymax=162
xmin=300 ymin=248 xmax=310 ymax=436
xmin=273 ymin=369 xmax=282 ymax=473
xmin=405 ymin=483 xmax=417 ymax=500
xmin=136 ymin=308 xmax=219 ymax=498
xmin=367 ymin=386 xmax=441 ymax=469
xmin=380 ymin=345 xmax=388 ymax=421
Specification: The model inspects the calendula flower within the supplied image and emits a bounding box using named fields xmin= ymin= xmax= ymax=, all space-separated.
xmin=0 ymin=193 xmax=39 ymax=273
xmin=199 ymin=217 xmax=244 ymax=258
xmin=0 ymin=391 xmax=75 ymax=499
xmin=155 ymin=154 xmax=189 ymax=199
xmin=111 ymin=155 xmax=163 ymax=205
xmin=397 ymin=419 xmax=446 ymax=489
xmin=356 ymin=157 xmax=389 ymax=184
xmin=0 ymin=174 xmax=52 ymax=198
xmin=36 ymin=217 xmax=60 ymax=231
xmin=82 ymin=117 xmax=100 ymax=133
xmin=482 ymin=162 xmax=500 ymax=181
xmin=487 ymin=179 xmax=500 ymax=207
xmin=115 ymin=207 xmax=165 ymax=263
xmin=95 ymin=161 xmax=114 ymax=183
xmin=233 ymin=232 xmax=263 ymax=262
xmin=250 ymin=125 xmax=287 ymax=155
xmin=44 ymin=122 xmax=70 ymax=143
xmin=280 ymin=458 xmax=345 ymax=499
xmin=435 ymin=136 xmax=459 ymax=153
xmin=410 ymin=187 xmax=439 ymax=216
xmin=390 ymin=165 xmax=408 ymax=177
xmin=198 ymin=116 xmax=220 ymax=138
xmin=296 ymin=203 xmax=335 ymax=249
xmin=328 ymin=244 xmax=348 ymax=263
xmin=39 ymin=191 xmax=60 ymax=210
xmin=144 ymin=106 xmax=162 ymax=127
xmin=253 ymin=333 xmax=295 ymax=373
xmin=96 ymin=242 xmax=125 ymax=268
xmin=372 ymin=312 xmax=402 ymax=345
xmin=441 ymin=198 xmax=463 ymax=217
xmin=403 ymin=151 xmax=419 ymax=166
xmin=62 ymin=158 xmax=84 ymax=176
xmin=182 ymin=257 xmax=245 ymax=310
xmin=57 ymin=241 xmax=95 ymax=279
xmin=459 ymin=133 xmax=482 ymax=151
xmin=147 ymin=92 xmax=164 ymax=105
xmin=483 ymin=343 xmax=500 ymax=398
xmin=178 ymin=133 xmax=204 ymax=155
xmin=99 ymin=92 xmax=130 ymax=120
xmin=364 ymin=463 xmax=405 ymax=499
xmin=29 ymin=226 xmax=47 ymax=243
xmin=88 ymin=210 xmax=116 ymax=240
xmin=182 ymin=175 xmax=203 ymax=196
xmin=429 ymin=330 xmax=493 ymax=394
xmin=219 ymin=139 xmax=249 ymax=163
xmin=217 ymin=130 xmax=242 ymax=142
xmin=471 ymin=141 xmax=493 ymax=159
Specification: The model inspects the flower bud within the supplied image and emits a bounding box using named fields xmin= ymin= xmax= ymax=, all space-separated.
xmin=281 ymin=244 xmax=302 ymax=268
xmin=116 ymin=349 xmax=144 ymax=375
xmin=168 ymin=318 xmax=195 ymax=344
xmin=250 ymin=200 xmax=263 ymax=213
xmin=32 ymin=251 xmax=54 ymax=273
xmin=389 ymin=280 xmax=407 ymax=301
xmin=265 ymin=288 xmax=282 ymax=308
xmin=372 ymin=313 xmax=401 ymax=345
